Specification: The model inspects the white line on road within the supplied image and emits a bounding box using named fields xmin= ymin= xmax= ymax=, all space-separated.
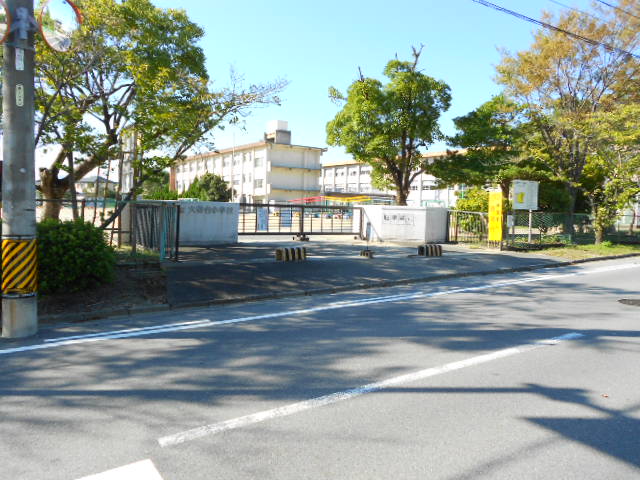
xmin=0 ymin=262 xmax=636 ymax=357
xmin=158 ymin=332 xmax=584 ymax=447
xmin=76 ymin=459 xmax=164 ymax=480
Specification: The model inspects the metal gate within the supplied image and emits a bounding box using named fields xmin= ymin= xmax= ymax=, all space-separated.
xmin=447 ymin=210 xmax=488 ymax=244
xmin=238 ymin=203 xmax=362 ymax=237
xmin=131 ymin=202 xmax=180 ymax=261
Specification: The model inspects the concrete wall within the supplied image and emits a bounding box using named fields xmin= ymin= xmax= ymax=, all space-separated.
xmin=269 ymin=147 xmax=321 ymax=169
xmin=178 ymin=201 xmax=239 ymax=246
xmin=359 ymin=205 xmax=448 ymax=243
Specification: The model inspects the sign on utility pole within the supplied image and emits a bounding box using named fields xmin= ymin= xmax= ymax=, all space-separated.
xmin=1 ymin=0 xmax=82 ymax=338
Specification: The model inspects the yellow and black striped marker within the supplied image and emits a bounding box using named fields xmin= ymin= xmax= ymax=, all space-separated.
xmin=275 ymin=247 xmax=307 ymax=262
xmin=418 ymin=244 xmax=443 ymax=257
xmin=2 ymin=238 xmax=38 ymax=296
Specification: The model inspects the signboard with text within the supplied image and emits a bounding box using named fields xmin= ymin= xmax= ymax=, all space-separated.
xmin=512 ymin=180 xmax=539 ymax=210
xmin=488 ymin=192 xmax=503 ymax=242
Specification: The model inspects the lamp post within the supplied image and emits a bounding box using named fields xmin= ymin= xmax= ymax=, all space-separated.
xmin=2 ymin=0 xmax=38 ymax=338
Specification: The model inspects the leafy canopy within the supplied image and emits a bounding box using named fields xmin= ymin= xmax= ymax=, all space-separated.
xmin=326 ymin=47 xmax=451 ymax=204
xmin=34 ymin=0 xmax=286 ymax=220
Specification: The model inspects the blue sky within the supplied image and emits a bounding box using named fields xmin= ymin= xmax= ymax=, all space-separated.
xmin=150 ymin=0 xmax=597 ymax=164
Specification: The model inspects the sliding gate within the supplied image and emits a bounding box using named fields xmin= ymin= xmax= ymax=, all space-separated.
xmin=238 ymin=203 xmax=362 ymax=237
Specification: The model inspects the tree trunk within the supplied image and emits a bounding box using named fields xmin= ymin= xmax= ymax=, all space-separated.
xmin=563 ymin=184 xmax=578 ymax=236
xmin=39 ymin=168 xmax=69 ymax=221
xmin=67 ymin=153 xmax=79 ymax=221
xmin=395 ymin=189 xmax=408 ymax=206
xmin=594 ymin=226 xmax=605 ymax=244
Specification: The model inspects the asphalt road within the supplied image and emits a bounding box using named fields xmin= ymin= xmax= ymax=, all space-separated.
xmin=1 ymin=258 xmax=639 ymax=479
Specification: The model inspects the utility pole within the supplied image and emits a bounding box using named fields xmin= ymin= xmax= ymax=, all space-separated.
xmin=2 ymin=0 xmax=38 ymax=338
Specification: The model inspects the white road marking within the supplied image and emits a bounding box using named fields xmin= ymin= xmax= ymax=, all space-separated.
xmin=158 ymin=332 xmax=584 ymax=447
xmin=0 ymin=262 xmax=636 ymax=357
xmin=76 ymin=459 xmax=163 ymax=480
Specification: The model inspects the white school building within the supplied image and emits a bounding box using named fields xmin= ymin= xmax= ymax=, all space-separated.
xmin=320 ymin=151 xmax=467 ymax=208
xmin=171 ymin=121 xmax=325 ymax=204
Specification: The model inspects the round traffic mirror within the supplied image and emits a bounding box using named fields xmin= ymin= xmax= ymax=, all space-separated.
xmin=0 ymin=0 xmax=10 ymax=45
xmin=38 ymin=0 xmax=82 ymax=52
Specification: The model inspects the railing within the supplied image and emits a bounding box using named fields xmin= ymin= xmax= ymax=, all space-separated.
xmin=238 ymin=203 xmax=362 ymax=237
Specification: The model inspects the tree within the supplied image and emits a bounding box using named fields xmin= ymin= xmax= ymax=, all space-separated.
xmin=180 ymin=173 xmax=233 ymax=202
xmin=427 ymin=96 xmax=571 ymax=212
xmin=427 ymin=95 xmax=522 ymax=199
xmin=582 ymin=104 xmax=640 ymax=243
xmin=326 ymin=47 xmax=451 ymax=205
xmin=495 ymin=1 xmax=640 ymax=230
xmin=34 ymin=0 xmax=285 ymax=220
xmin=455 ymin=187 xmax=489 ymax=212
xmin=141 ymin=171 xmax=178 ymax=200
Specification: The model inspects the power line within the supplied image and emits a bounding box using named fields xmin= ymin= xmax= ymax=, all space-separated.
xmin=470 ymin=0 xmax=640 ymax=60
xmin=595 ymin=0 xmax=640 ymax=21
xmin=548 ymin=0 xmax=602 ymax=21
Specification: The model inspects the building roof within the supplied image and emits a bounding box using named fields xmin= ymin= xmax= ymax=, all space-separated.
xmin=320 ymin=149 xmax=468 ymax=168
xmin=321 ymin=158 xmax=361 ymax=168
xmin=182 ymin=140 xmax=326 ymax=164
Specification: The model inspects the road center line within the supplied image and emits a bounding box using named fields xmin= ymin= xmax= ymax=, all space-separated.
xmin=158 ymin=332 xmax=584 ymax=447
xmin=0 ymin=262 xmax=636 ymax=356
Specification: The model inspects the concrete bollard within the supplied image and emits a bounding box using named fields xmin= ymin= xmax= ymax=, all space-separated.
xmin=359 ymin=249 xmax=374 ymax=258
xmin=275 ymin=247 xmax=307 ymax=261
xmin=418 ymin=244 xmax=443 ymax=257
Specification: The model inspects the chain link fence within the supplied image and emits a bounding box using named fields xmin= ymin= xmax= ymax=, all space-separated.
xmin=448 ymin=210 xmax=640 ymax=248
xmin=504 ymin=212 xmax=640 ymax=248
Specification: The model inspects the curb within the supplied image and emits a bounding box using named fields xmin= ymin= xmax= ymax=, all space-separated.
xmin=38 ymin=252 xmax=640 ymax=324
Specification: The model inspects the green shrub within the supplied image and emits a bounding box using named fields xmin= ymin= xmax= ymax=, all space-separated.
xmin=455 ymin=187 xmax=489 ymax=212
xmin=37 ymin=219 xmax=116 ymax=294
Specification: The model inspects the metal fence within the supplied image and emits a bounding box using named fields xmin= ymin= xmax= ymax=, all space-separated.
xmin=447 ymin=211 xmax=489 ymax=244
xmin=28 ymin=198 xmax=181 ymax=261
xmin=238 ymin=203 xmax=362 ymax=237
xmin=35 ymin=198 xmax=117 ymax=227
xmin=505 ymin=212 xmax=640 ymax=247
xmin=130 ymin=202 xmax=180 ymax=261
xmin=448 ymin=209 xmax=640 ymax=247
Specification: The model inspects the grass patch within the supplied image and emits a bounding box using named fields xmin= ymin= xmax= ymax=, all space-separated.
xmin=114 ymin=245 xmax=160 ymax=264
xmin=537 ymin=243 xmax=640 ymax=260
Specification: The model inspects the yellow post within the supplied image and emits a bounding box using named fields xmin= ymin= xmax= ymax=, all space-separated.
xmin=488 ymin=192 xmax=504 ymax=242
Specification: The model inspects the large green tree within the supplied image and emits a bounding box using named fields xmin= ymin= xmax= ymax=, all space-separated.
xmin=427 ymin=95 xmax=522 ymax=199
xmin=495 ymin=1 xmax=640 ymax=229
xmin=428 ymin=95 xmax=570 ymax=211
xmin=581 ymin=104 xmax=640 ymax=243
xmin=34 ymin=0 xmax=285 ymax=219
xmin=326 ymin=47 xmax=451 ymax=205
